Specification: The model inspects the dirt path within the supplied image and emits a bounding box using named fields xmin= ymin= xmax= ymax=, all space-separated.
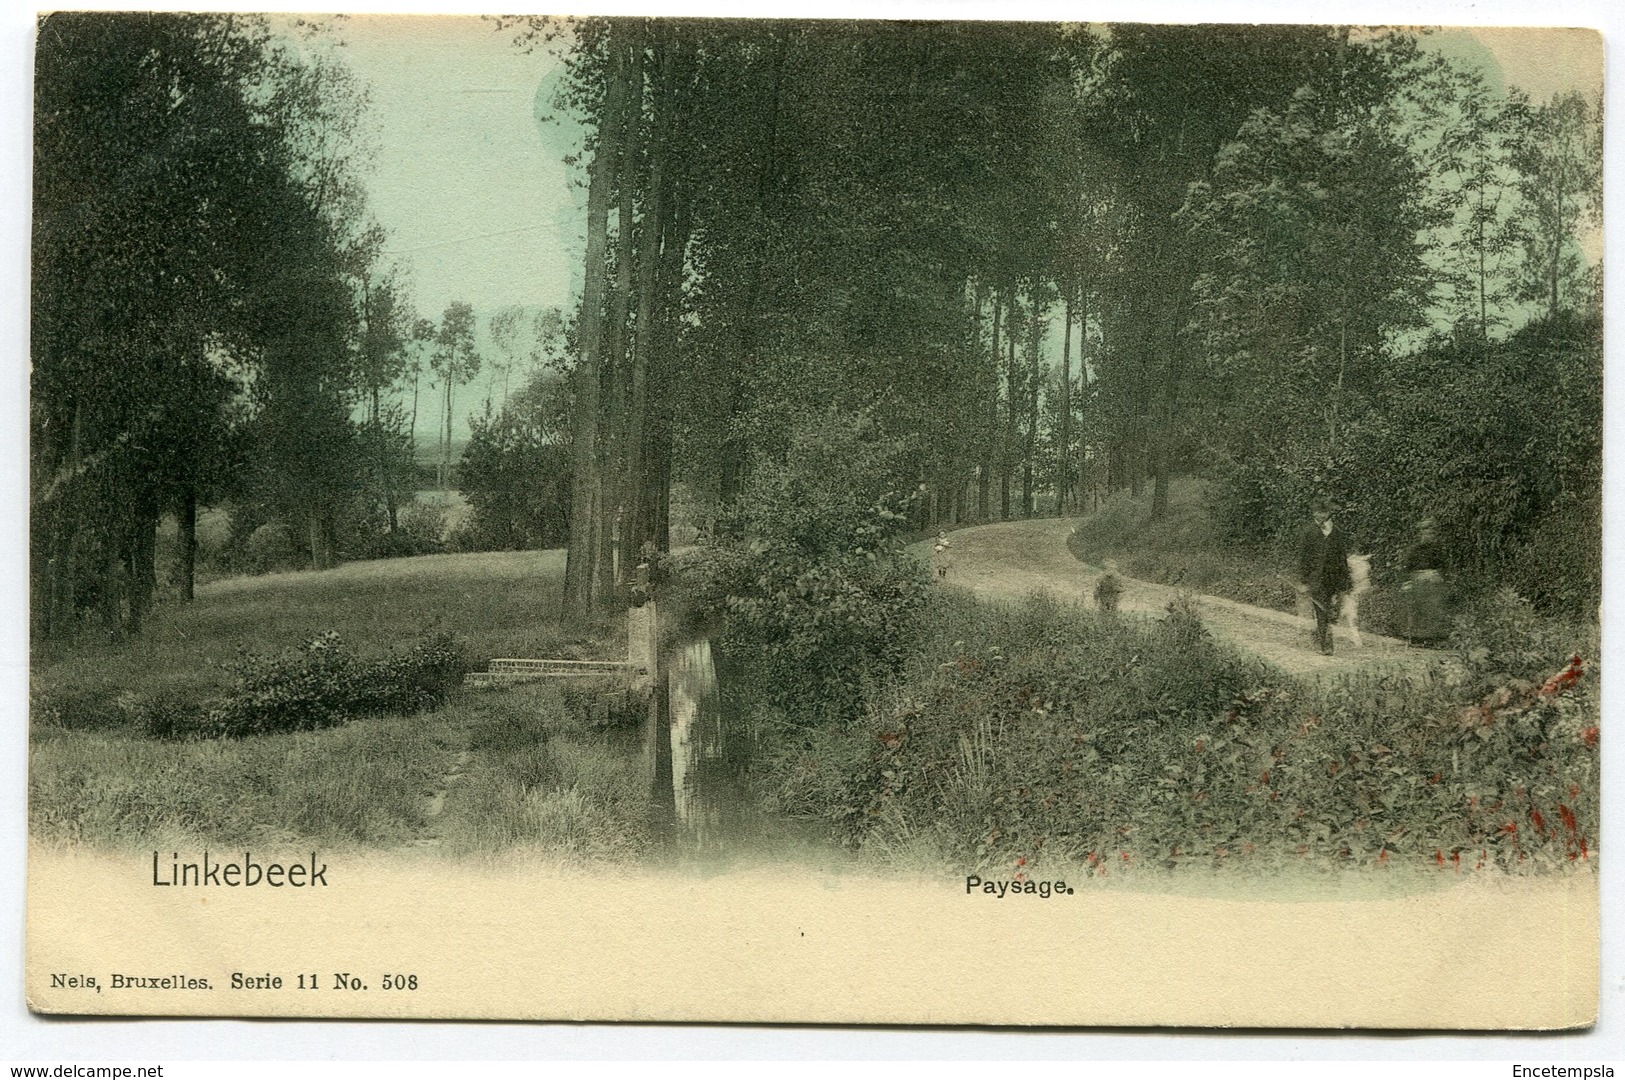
xmin=409 ymin=745 xmax=473 ymax=850
xmin=926 ymin=518 xmax=1453 ymax=681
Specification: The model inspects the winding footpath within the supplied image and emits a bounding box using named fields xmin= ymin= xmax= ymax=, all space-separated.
xmin=927 ymin=518 xmax=1453 ymax=681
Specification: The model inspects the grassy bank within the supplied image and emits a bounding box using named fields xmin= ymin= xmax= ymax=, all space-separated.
xmin=30 ymin=550 xmax=651 ymax=860
xmin=749 ymin=587 xmax=1599 ymax=877
xmin=437 ymin=679 xmax=654 ymax=860
xmin=1066 ymin=478 xmax=1300 ymax=613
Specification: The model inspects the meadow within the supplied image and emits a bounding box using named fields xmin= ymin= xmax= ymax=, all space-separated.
xmin=29 ymin=551 xmax=652 ymax=857
xmin=31 ymin=540 xmax=1600 ymax=879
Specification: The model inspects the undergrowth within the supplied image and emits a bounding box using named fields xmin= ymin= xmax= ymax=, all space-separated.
xmin=750 ymin=588 xmax=1599 ymax=876
xmin=440 ymin=682 xmax=653 ymax=860
xmin=29 ymin=712 xmax=452 ymax=848
xmin=1066 ymin=478 xmax=1299 ymax=613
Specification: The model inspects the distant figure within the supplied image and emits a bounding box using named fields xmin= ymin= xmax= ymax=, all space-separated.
xmin=1399 ymin=517 xmax=1451 ymax=644
xmin=1340 ymin=553 xmax=1373 ymax=647
xmin=1297 ymin=497 xmax=1354 ymax=656
xmin=931 ymin=531 xmax=953 ymax=582
xmin=1094 ymin=560 xmax=1122 ymax=613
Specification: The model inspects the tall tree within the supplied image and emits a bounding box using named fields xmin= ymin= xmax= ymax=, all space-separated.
xmin=429 ymin=301 xmax=480 ymax=489
xmin=32 ymin=12 xmax=378 ymax=632
xmin=1508 ymin=89 xmax=1602 ymax=320
xmin=561 ymin=20 xmax=629 ymax=615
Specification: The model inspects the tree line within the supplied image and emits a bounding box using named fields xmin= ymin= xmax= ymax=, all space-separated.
xmin=30 ymin=14 xmax=574 ymax=641
xmin=527 ymin=19 xmax=1599 ymax=615
xmin=32 ymin=17 xmax=1600 ymax=639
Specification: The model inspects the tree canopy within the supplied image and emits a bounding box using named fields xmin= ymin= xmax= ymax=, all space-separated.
xmin=530 ymin=19 xmax=1599 ymax=615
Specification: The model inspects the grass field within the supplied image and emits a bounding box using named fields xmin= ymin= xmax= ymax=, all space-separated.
xmin=33 ymin=549 xmax=606 ymax=705
xmin=29 ymin=550 xmax=652 ymax=858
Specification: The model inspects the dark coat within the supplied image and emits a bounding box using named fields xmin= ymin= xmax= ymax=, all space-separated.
xmin=1297 ymin=520 xmax=1353 ymax=598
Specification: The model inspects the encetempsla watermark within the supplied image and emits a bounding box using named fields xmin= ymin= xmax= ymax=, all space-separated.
xmin=1512 ymin=1069 xmax=1614 ymax=1078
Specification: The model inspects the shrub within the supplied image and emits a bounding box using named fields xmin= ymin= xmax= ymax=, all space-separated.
xmin=346 ymin=633 xmax=469 ymax=715
xmin=1066 ymin=480 xmax=1298 ymax=614
xmin=1212 ymin=314 xmax=1601 ymax=622
xmin=1450 ymin=588 xmax=1598 ymax=693
xmin=241 ymin=522 xmax=302 ymax=574
xmin=757 ymin=590 xmax=1598 ymax=874
xmin=193 ymin=631 xmax=469 ymax=738
xmin=685 ymin=407 xmax=929 ymax=721
xmin=205 ymin=631 xmax=359 ymax=736
xmin=455 ymin=377 xmax=572 ymax=552
xmin=344 ymin=499 xmax=449 ymax=561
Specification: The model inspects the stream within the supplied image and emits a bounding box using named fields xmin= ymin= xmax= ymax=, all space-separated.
xmin=645 ymin=637 xmax=835 ymax=863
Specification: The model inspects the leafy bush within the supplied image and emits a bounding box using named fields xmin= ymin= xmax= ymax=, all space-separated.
xmin=682 ymin=407 xmax=929 ymax=720
xmin=1213 ymin=314 xmax=1600 ymax=620
xmin=1066 ymin=479 xmax=1298 ymax=612
xmin=40 ymin=630 xmax=476 ymax=739
xmin=345 ymin=633 xmax=469 ymax=716
xmin=455 ymin=377 xmax=572 ymax=551
xmin=205 ymin=631 xmax=358 ymax=736
xmin=343 ymin=499 xmax=449 ymax=561
xmin=241 ymin=522 xmax=302 ymax=574
xmin=1450 ymin=588 xmax=1598 ymax=693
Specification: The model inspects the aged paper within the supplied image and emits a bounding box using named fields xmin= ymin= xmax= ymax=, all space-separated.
xmin=25 ymin=15 xmax=1603 ymax=1027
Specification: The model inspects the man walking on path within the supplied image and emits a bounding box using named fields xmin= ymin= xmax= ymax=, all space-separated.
xmin=1297 ymin=497 xmax=1353 ymax=655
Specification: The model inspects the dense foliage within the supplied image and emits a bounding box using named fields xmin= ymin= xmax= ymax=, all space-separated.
xmin=1216 ymin=313 xmax=1601 ymax=612
xmin=758 ymin=592 xmax=1597 ymax=873
xmin=530 ymin=19 xmax=1600 ymax=623
xmin=455 ymin=375 xmax=573 ymax=551
xmin=682 ymin=409 xmax=930 ymax=719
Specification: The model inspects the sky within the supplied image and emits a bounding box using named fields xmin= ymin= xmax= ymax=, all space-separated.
xmin=283 ymin=16 xmax=585 ymax=324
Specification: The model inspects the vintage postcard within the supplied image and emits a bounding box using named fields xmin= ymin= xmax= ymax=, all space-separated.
xmin=25 ymin=14 xmax=1602 ymax=1026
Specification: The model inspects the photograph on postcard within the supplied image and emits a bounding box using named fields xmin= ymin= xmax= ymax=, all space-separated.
xmin=26 ymin=14 xmax=1601 ymax=1026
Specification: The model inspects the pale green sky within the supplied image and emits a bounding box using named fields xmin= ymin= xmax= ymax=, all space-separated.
xmin=285 ymin=15 xmax=585 ymax=324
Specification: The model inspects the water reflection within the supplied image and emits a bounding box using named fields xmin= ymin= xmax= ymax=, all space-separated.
xmin=662 ymin=638 xmax=751 ymax=849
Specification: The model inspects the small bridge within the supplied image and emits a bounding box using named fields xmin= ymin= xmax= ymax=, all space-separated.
xmin=461 ymin=567 xmax=659 ymax=692
xmin=464 ymin=657 xmax=642 ymax=687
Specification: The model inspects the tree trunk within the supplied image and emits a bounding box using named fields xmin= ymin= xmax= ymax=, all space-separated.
xmin=979 ymin=290 xmax=999 ymax=523
xmin=1024 ymin=307 xmax=1040 ymax=518
xmin=564 ymin=21 xmax=630 ymax=615
xmin=47 ymin=403 xmax=86 ymax=638
xmin=1059 ymin=282 xmax=1072 ymax=516
xmin=1076 ymin=279 xmax=1090 ymax=513
xmin=642 ymin=67 xmax=692 ymax=558
xmin=444 ymin=380 xmax=454 ymax=489
xmin=100 ymin=547 xmax=123 ymax=644
xmin=409 ymin=369 xmax=420 ymax=485
xmin=622 ymin=36 xmax=669 ymax=567
xmin=718 ymin=29 xmax=790 ymax=523
xmin=309 ymin=511 xmax=324 ymax=572
xmin=129 ymin=507 xmax=156 ymax=634
xmin=177 ymin=483 xmax=196 ymax=602
xmin=1150 ymin=446 xmax=1169 ymax=522
xmin=1551 ymin=180 xmax=1563 ymax=319
xmin=598 ymin=24 xmax=644 ymax=602
xmin=1477 ymin=189 xmax=1489 ymax=341
xmin=1001 ymin=289 xmax=1017 ymax=521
